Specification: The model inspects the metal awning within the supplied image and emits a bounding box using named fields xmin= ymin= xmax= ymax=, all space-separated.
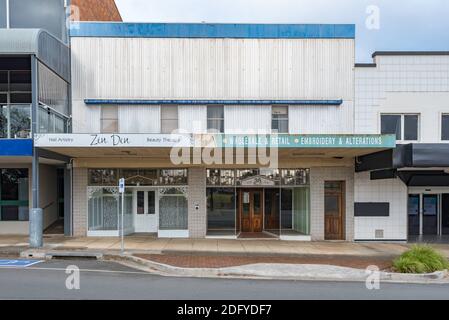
xmin=0 ymin=29 xmax=70 ymax=82
xmin=356 ymin=143 xmax=449 ymax=172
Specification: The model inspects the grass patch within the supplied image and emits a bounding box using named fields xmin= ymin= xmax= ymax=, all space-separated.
xmin=393 ymin=245 xmax=449 ymax=274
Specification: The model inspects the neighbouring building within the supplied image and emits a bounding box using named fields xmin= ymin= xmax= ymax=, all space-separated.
xmin=355 ymin=52 xmax=449 ymax=242
xmin=0 ymin=0 xmax=121 ymax=238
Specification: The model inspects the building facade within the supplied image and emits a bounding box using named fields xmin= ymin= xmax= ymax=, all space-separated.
xmin=355 ymin=52 xmax=449 ymax=242
xmin=2 ymin=8 xmax=448 ymax=243
xmin=35 ymin=22 xmax=398 ymax=241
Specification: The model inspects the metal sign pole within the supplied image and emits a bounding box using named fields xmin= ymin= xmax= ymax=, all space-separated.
xmin=119 ymin=178 xmax=125 ymax=255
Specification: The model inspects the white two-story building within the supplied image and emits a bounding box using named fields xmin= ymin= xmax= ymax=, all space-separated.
xmin=33 ymin=22 xmax=449 ymax=243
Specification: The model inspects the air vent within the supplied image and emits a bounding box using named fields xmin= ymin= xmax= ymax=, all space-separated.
xmin=375 ymin=229 xmax=384 ymax=239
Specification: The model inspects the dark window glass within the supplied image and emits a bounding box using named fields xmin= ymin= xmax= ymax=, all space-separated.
xmin=281 ymin=189 xmax=293 ymax=229
xmin=423 ymin=195 xmax=438 ymax=216
xmin=264 ymin=188 xmax=280 ymax=232
xmin=442 ymin=115 xmax=449 ymax=141
xmin=207 ymin=188 xmax=236 ymax=231
xmin=0 ymin=94 xmax=7 ymax=104
xmin=148 ymin=191 xmax=155 ymax=214
xmin=10 ymin=93 xmax=32 ymax=104
xmin=408 ymin=194 xmax=420 ymax=216
xmin=404 ymin=115 xmax=418 ymax=141
xmin=137 ymin=191 xmax=144 ymax=215
xmin=0 ymin=169 xmax=29 ymax=221
xmin=9 ymin=71 xmax=31 ymax=91
xmin=381 ymin=115 xmax=401 ymax=140
xmin=0 ymin=71 xmax=7 ymax=91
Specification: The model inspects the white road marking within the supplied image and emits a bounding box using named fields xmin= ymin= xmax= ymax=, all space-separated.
xmin=0 ymin=265 xmax=151 ymax=275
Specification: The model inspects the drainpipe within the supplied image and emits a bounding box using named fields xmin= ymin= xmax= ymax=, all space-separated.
xmin=29 ymin=55 xmax=43 ymax=248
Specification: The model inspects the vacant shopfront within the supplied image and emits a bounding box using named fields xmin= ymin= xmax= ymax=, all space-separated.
xmin=206 ymin=168 xmax=311 ymax=240
xmin=87 ymin=168 xmax=189 ymax=237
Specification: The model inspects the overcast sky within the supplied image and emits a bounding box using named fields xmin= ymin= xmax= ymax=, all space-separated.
xmin=115 ymin=0 xmax=449 ymax=62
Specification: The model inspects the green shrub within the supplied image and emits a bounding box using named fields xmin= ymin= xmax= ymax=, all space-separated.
xmin=393 ymin=245 xmax=449 ymax=273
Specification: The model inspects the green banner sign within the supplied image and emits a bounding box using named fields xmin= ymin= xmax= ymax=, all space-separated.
xmin=215 ymin=134 xmax=396 ymax=148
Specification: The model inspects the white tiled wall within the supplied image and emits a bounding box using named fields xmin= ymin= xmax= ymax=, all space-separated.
xmin=355 ymin=55 xmax=449 ymax=140
xmin=354 ymin=172 xmax=408 ymax=241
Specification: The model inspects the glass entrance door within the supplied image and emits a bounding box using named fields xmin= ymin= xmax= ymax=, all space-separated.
xmin=133 ymin=189 xmax=158 ymax=233
xmin=422 ymin=194 xmax=438 ymax=235
xmin=408 ymin=193 xmax=439 ymax=237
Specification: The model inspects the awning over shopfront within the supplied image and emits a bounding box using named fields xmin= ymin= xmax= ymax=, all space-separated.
xmin=356 ymin=143 xmax=449 ymax=172
xmin=34 ymin=133 xmax=396 ymax=160
xmin=356 ymin=143 xmax=449 ymax=186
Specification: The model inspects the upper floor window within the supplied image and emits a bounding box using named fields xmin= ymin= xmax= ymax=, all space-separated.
xmin=101 ymin=106 xmax=118 ymax=133
xmin=442 ymin=114 xmax=449 ymax=141
xmin=161 ymin=105 xmax=178 ymax=134
xmin=207 ymin=105 xmax=224 ymax=133
xmin=272 ymin=106 xmax=288 ymax=133
xmin=381 ymin=114 xmax=419 ymax=141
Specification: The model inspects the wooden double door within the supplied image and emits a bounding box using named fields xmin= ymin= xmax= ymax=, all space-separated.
xmin=238 ymin=189 xmax=263 ymax=233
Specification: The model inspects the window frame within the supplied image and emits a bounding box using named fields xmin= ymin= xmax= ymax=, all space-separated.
xmin=441 ymin=113 xmax=449 ymax=142
xmin=100 ymin=105 xmax=119 ymax=134
xmin=271 ymin=105 xmax=289 ymax=134
xmin=160 ymin=105 xmax=179 ymax=134
xmin=380 ymin=113 xmax=420 ymax=142
xmin=207 ymin=105 xmax=224 ymax=133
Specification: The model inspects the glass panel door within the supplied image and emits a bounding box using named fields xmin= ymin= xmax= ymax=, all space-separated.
xmin=407 ymin=194 xmax=420 ymax=236
xmin=422 ymin=194 xmax=438 ymax=235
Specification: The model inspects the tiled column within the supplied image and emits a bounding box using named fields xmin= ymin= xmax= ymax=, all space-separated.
xmin=72 ymin=167 xmax=88 ymax=237
xmin=310 ymin=166 xmax=354 ymax=241
xmin=188 ymin=167 xmax=207 ymax=238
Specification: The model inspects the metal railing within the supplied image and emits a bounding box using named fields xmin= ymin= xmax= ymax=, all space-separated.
xmin=0 ymin=103 xmax=70 ymax=139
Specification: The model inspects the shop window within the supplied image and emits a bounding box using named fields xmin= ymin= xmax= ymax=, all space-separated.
xmin=207 ymin=188 xmax=236 ymax=233
xmin=159 ymin=169 xmax=188 ymax=185
xmin=281 ymin=169 xmax=309 ymax=186
xmin=101 ymin=106 xmax=118 ymax=133
xmin=159 ymin=187 xmax=188 ymax=230
xmin=207 ymin=105 xmax=224 ymax=133
xmin=88 ymin=187 xmax=132 ymax=232
xmin=442 ymin=114 xmax=449 ymax=141
xmin=272 ymin=106 xmax=288 ymax=133
xmin=0 ymin=169 xmax=29 ymax=221
xmin=381 ymin=114 xmax=419 ymax=141
xmin=206 ymin=169 xmax=235 ymax=186
xmin=161 ymin=105 xmax=178 ymax=134
xmin=121 ymin=169 xmax=157 ymax=186
xmin=88 ymin=169 xmax=118 ymax=186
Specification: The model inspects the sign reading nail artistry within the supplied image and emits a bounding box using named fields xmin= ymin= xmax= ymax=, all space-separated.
xmin=34 ymin=133 xmax=194 ymax=148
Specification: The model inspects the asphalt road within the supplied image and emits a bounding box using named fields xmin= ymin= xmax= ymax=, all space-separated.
xmin=0 ymin=259 xmax=449 ymax=300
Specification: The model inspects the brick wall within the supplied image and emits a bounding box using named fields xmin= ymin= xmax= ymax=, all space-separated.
xmin=188 ymin=167 xmax=207 ymax=238
xmin=72 ymin=167 xmax=88 ymax=236
xmin=71 ymin=0 xmax=122 ymax=21
xmin=310 ymin=166 xmax=354 ymax=241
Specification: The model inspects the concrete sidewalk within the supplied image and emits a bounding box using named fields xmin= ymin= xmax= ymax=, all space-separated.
xmin=2 ymin=234 xmax=449 ymax=258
